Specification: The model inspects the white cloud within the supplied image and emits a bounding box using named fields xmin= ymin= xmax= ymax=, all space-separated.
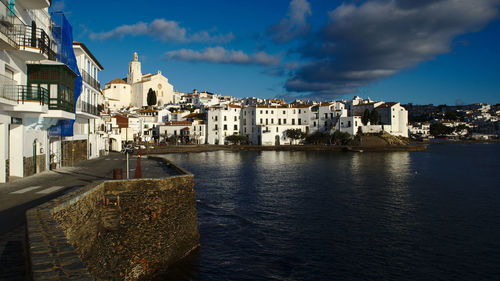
xmin=166 ymin=47 xmax=280 ymax=66
xmin=89 ymin=19 xmax=234 ymax=44
xmin=268 ymin=0 xmax=312 ymax=43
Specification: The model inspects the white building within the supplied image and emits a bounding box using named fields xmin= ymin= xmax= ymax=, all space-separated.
xmin=0 ymin=1 xmax=75 ymax=182
xmin=158 ymin=119 xmax=206 ymax=144
xmin=103 ymin=52 xmax=175 ymax=110
xmin=71 ymin=41 xmax=105 ymax=159
xmin=103 ymin=78 xmax=131 ymax=110
xmin=207 ymin=104 xmax=241 ymax=144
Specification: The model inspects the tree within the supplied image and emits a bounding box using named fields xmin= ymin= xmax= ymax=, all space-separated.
xmin=147 ymin=88 xmax=157 ymax=107
xmin=332 ymin=130 xmax=352 ymax=145
xmin=362 ymin=109 xmax=370 ymax=125
xmin=284 ymin=129 xmax=306 ymax=145
xmin=369 ymin=110 xmax=379 ymax=125
xmin=430 ymin=123 xmax=454 ymax=136
xmin=444 ymin=111 xmax=458 ymax=121
xmin=225 ymin=134 xmax=249 ymax=145
xmin=305 ymin=132 xmax=330 ymax=145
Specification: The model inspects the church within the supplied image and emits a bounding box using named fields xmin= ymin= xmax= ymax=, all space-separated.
xmin=103 ymin=52 xmax=175 ymax=109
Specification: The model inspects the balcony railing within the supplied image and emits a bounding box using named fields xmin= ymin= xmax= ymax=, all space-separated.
xmin=12 ymin=24 xmax=57 ymax=60
xmin=77 ymin=100 xmax=99 ymax=116
xmin=81 ymin=69 xmax=100 ymax=90
xmin=1 ymin=84 xmax=49 ymax=105
xmin=0 ymin=0 xmax=21 ymax=49
xmin=49 ymin=97 xmax=74 ymax=112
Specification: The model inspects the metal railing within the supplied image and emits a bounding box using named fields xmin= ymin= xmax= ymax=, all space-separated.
xmin=81 ymin=69 xmax=100 ymax=90
xmin=0 ymin=0 xmax=21 ymax=49
xmin=49 ymin=97 xmax=74 ymax=112
xmin=77 ymin=100 xmax=99 ymax=116
xmin=12 ymin=24 xmax=57 ymax=60
xmin=1 ymin=84 xmax=49 ymax=105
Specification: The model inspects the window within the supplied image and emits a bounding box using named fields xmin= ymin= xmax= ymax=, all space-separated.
xmin=299 ymin=109 xmax=301 ymax=114
xmin=298 ymin=118 xmax=301 ymax=125
xmin=292 ymin=119 xmax=295 ymax=125
xmin=313 ymin=121 xmax=316 ymax=127
xmin=325 ymin=113 xmax=328 ymax=119
xmin=284 ymin=119 xmax=287 ymax=124
xmin=271 ymin=110 xmax=274 ymax=114
xmin=244 ymin=128 xmax=247 ymax=133
xmin=260 ymin=118 xmax=263 ymax=124
xmin=215 ymin=125 xmax=218 ymax=130
xmin=266 ymin=110 xmax=268 ymax=114
xmin=324 ymin=121 xmax=327 ymax=127
xmin=355 ymin=121 xmax=357 ymax=126
xmin=215 ymin=116 xmax=218 ymax=121
xmin=278 ymin=119 xmax=281 ymax=125
xmin=271 ymin=119 xmax=274 ymax=124
xmin=224 ymin=124 xmax=227 ymax=130
xmin=234 ymin=125 xmax=238 ymax=130
xmin=224 ymin=116 xmax=227 ymax=121
xmin=276 ymin=127 xmax=279 ymax=132
xmin=234 ymin=116 xmax=237 ymax=121
xmin=348 ymin=121 xmax=351 ymax=127
xmin=260 ymin=110 xmax=263 ymax=114
xmin=283 ymin=111 xmax=286 ymax=114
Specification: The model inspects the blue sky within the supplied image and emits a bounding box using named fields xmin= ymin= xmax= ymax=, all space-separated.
xmin=53 ymin=0 xmax=500 ymax=105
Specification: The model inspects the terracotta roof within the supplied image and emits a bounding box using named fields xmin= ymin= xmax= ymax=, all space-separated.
xmin=376 ymin=102 xmax=399 ymax=108
xmin=181 ymin=127 xmax=190 ymax=130
xmin=183 ymin=113 xmax=203 ymax=119
xmin=137 ymin=108 xmax=159 ymax=113
xmin=106 ymin=78 xmax=127 ymax=85
xmin=164 ymin=121 xmax=192 ymax=125
xmin=293 ymin=104 xmax=313 ymax=108
xmin=319 ymin=102 xmax=332 ymax=106
xmin=228 ymin=104 xmax=242 ymax=108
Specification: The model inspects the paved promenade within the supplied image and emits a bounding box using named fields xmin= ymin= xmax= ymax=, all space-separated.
xmin=0 ymin=153 xmax=176 ymax=280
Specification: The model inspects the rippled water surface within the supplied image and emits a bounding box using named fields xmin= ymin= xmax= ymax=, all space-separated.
xmin=159 ymin=143 xmax=500 ymax=280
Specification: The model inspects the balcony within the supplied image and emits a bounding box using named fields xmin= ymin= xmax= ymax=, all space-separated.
xmin=1 ymin=82 xmax=49 ymax=113
xmin=0 ymin=0 xmax=21 ymax=50
xmin=81 ymin=69 xmax=100 ymax=90
xmin=15 ymin=0 xmax=51 ymax=9
xmin=76 ymin=100 xmax=99 ymax=118
xmin=12 ymin=24 xmax=57 ymax=61
xmin=49 ymin=97 xmax=73 ymax=112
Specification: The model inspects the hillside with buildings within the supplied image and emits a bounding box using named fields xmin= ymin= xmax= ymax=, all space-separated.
xmin=1 ymin=2 xmax=497 ymax=184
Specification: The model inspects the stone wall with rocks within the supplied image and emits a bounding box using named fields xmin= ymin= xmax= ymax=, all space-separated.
xmin=5 ymin=159 xmax=9 ymax=182
xmin=27 ymin=161 xmax=199 ymax=281
xmin=23 ymin=154 xmax=46 ymax=177
xmin=62 ymin=140 xmax=87 ymax=166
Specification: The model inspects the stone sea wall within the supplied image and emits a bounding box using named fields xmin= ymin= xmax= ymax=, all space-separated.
xmin=26 ymin=158 xmax=200 ymax=281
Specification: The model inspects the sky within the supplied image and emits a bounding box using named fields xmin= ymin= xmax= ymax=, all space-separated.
xmin=52 ymin=0 xmax=500 ymax=105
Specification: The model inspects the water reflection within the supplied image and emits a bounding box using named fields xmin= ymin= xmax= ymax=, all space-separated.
xmin=160 ymin=145 xmax=500 ymax=280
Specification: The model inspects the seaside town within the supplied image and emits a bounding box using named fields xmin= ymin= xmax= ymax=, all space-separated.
xmin=1 ymin=1 xmax=500 ymax=281
xmin=1 ymin=2 xmax=499 ymax=184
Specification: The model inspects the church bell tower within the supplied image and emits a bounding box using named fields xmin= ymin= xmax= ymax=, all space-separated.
xmin=127 ymin=52 xmax=142 ymax=84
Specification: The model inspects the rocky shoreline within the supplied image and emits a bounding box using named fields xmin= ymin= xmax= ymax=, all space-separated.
xmin=138 ymin=143 xmax=428 ymax=154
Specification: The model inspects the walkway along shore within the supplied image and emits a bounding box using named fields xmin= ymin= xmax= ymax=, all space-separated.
xmin=0 ymin=153 xmax=178 ymax=280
